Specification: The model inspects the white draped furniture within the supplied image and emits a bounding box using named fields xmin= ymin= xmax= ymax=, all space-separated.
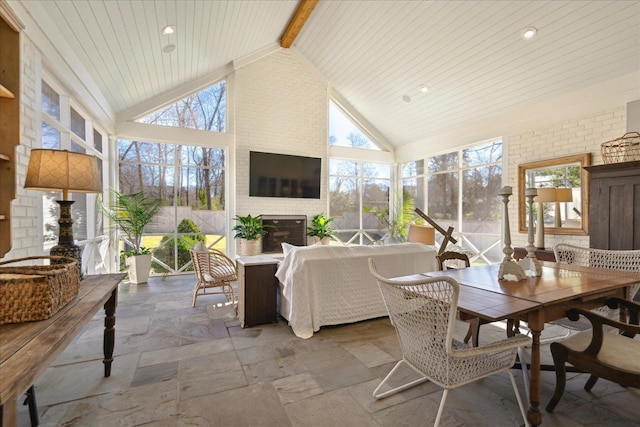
xmin=275 ymin=243 xmax=437 ymax=338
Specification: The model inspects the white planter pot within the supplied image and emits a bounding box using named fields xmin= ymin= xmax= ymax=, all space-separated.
xmin=311 ymin=236 xmax=332 ymax=245
xmin=384 ymin=235 xmax=402 ymax=245
xmin=126 ymin=254 xmax=152 ymax=284
xmin=238 ymin=238 xmax=262 ymax=256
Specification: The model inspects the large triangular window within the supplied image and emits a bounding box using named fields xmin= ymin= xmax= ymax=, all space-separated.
xmin=329 ymin=101 xmax=380 ymax=150
xmin=137 ymin=81 xmax=226 ymax=132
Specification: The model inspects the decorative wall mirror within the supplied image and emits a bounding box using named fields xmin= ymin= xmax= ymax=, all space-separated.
xmin=518 ymin=153 xmax=591 ymax=235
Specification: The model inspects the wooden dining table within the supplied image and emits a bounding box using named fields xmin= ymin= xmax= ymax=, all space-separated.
xmin=398 ymin=261 xmax=640 ymax=426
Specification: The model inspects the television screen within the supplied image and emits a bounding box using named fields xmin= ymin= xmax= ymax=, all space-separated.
xmin=249 ymin=151 xmax=321 ymax=199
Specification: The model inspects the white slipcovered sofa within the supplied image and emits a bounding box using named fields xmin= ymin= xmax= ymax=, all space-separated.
xmin=275 ymin=243 xmax=437 ymax=338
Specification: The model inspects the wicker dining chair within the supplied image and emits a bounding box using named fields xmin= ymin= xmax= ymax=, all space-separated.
xmin=368 ymin=259 xmax=531 ymax=427
xmin=190 ymin=248 xmax=237 ymax=308
xmin=553 ymin=244 xmax=640 ymax=301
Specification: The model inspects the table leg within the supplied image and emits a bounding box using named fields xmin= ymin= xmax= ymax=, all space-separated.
xmin=103 ymin=287 xmax=118 ymax=377
xmin=1 ymin=393 xmax=17 ymax=427
xmin=527 ymin=327 xmax=542 ymax=426
xmin=25 ymin=385 xmax=38 ymax=427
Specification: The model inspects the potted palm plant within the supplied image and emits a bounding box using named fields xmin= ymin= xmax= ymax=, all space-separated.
xmin=232 ymin=214 xmax=267 ymax=256
xmin=102 ymin=191 xmax=161 ymax=284
xmin=307 ymin=212 xmax=334 ymax=245
xmin=371 ymin=192 xmax=414 ymax=244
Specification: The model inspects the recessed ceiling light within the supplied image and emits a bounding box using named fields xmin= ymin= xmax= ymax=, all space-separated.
xmin=521 ymin=27 xmax=537 ymax=40
xmin=419 ymin=85 xmax=429 ymax=93
xmin=162 ymin=44 xmax=176 ymax=54
xmin=162 ymin=25 xmax=175 ymax=35
xmin=402 ymin=95 xmax=412 ymax=103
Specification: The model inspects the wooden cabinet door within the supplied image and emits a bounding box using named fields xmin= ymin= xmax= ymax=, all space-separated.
xmin=238 ymin=261 xmax=278 ymax=327
xmin=587 ymin=161 xmax=640 ymax=250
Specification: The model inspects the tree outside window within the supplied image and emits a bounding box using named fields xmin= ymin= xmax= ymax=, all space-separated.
xmin=119 ymin=81 xmax=228 ymax=274
xmin=402 ymin=139 xmax=503 ymax=264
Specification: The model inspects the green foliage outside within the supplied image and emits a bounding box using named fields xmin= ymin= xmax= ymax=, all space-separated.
xmin=152 ymin=218 xmax=206 ymax=273
xmin=538 ymin=165 xmax=581 ymax=188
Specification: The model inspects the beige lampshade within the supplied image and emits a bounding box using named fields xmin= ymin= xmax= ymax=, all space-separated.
xmin=25 ymin=149 xmax=102 ymax=198
xmin=534 ymin=187 xmax=557 ymax=203
xmin=555 ymin=188 xmax=573 ymax=203
xmin=407 ymin=224 xmax=435 ymax=245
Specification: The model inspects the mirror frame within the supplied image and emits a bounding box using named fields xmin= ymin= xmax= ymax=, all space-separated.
xmin=518 ymin=153 xmax=591 ymax=236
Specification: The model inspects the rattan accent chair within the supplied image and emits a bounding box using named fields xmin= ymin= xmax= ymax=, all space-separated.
xmin=368 ymin=259 xmax=531 ymax=427
xmin=546 ymin=298 xmax=640 ymax=413
xmin=190 ymin=248 xmax=237 ymax=308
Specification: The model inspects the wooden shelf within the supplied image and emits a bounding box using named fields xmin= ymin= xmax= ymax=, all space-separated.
xmin=0 ymin=16 xmax=20 ymax=258
xmin=0 ymin=84 xmax=14 ymax=99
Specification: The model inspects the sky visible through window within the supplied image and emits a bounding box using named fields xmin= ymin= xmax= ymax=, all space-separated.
xmin=329 ymin=102 xmax=380 ymax=150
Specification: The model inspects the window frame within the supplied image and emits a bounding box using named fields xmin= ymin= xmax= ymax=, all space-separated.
xmin=38 ymin=74 xmax=109 ymax=272
xmin=402 ymin=138 xmax=504 ymax=264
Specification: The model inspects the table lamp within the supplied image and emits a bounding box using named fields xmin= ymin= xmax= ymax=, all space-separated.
xmin=534 ymin=187 xmax=556 ymax=249
xmin=24 ymin=149 xmax=102 ymax=275
xmin=554 ymin=188 xmax=573 ymax=227
xmin=407 ymin=223 xmax=436 ymax=245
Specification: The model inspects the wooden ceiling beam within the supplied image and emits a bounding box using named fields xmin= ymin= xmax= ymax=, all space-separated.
xmin=280 ymin=0 xmax=318 ymax=48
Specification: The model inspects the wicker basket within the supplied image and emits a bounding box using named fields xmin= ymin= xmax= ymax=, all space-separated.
xmin=0 ymin=256 xmax=80 ymax=325
xmin=601 ymin=132 xmax=640 ymax=164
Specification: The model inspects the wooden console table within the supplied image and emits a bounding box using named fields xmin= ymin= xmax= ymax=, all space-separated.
xmin=0 ymin=273 xmax=125 ymax=426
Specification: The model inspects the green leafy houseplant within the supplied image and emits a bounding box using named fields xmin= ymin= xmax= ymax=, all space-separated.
xmin=102 ymin=191 xmax=162 ymax=256
xmin=307 ymin=213 xmax=334 ymax=240
xmin=232 ymin=214 xmax=267 ymax=240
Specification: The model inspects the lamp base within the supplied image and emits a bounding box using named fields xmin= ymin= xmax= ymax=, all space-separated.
xmin=50 ymin=244 xmax=82 ymax=275
xmin=51 ymin=200 xmax=82 ymax=278
xmin=535 ymin=203 xmax=545 ymax=250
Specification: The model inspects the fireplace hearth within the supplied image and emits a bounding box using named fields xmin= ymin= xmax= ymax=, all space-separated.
xmin=262 ymin=215 xmax=307 ymax=253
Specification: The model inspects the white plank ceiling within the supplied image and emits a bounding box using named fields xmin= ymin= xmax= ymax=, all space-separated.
xmin=13 ymin=0 xmax=640 ymax=148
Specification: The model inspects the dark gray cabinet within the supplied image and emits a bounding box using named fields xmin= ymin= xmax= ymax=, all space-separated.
xmin=586 ymin=161 xmax=640 ymax=250
xmin=237 ymin=257 xmax=279 ymax=328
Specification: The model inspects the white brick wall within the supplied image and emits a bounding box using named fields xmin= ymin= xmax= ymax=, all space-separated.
xmin=3 ymin=35 xmax=41 ymax=260
xmin=507 ymin=106 xmax=626 ymax=249
xmin=234 ymin=49 xmax=328 ymax=230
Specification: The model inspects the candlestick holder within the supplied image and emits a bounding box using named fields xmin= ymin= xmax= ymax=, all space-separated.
xmin=519 ymin=188 xmax=542 ymax=276
xmin=498 ymin=186 xmax=526 ymax=281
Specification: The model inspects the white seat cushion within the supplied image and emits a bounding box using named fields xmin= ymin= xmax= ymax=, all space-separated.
xmin=560 ymin=331 xmax=640 ymax=373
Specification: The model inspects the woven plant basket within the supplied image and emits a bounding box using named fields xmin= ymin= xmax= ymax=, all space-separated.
xmin=0 ymin=256 xmax=80 ymax=325
xmin=601 ymin=132 xmax=640 ymax=164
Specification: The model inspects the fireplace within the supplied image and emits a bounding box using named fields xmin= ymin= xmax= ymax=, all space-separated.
xmin=262 ymin=215 xmax=307 ymax=253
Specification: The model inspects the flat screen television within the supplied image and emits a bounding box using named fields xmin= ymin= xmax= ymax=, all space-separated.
xmin=249 ymin=151 xmax=321 ymax=199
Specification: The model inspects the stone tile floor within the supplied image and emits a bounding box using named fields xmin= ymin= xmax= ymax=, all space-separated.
xmin=17 ymin=275 xmax=640 ymax=426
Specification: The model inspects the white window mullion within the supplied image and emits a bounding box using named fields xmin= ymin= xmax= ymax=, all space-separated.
xmin=59 ymin=95 xmax=71 ymax=150
xmin=457 ymin=150 xmax=464 ymax=234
